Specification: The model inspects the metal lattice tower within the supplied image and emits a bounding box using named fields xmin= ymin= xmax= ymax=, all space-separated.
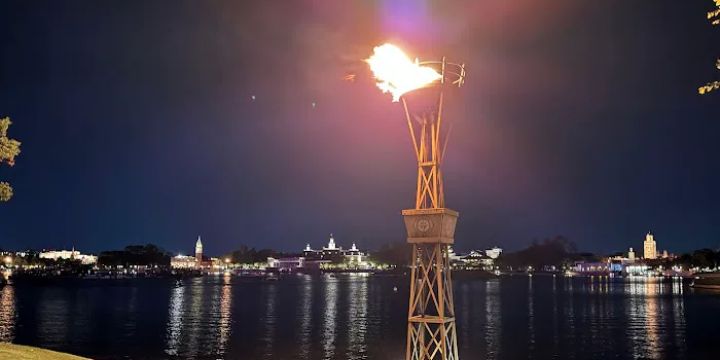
xmin=400 ymin=57 xmax=465 ymax=360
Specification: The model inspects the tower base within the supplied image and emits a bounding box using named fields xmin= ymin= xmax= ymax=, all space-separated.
xmin=403 ymin=208 xmax=459 ymax=360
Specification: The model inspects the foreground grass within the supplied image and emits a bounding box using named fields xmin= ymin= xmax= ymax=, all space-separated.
xmin=0 ymin=343 xmax=89 ymax=360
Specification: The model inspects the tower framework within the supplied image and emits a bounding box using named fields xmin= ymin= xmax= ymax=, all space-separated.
xmin=400 ymin=58 xmax=466 ymax=360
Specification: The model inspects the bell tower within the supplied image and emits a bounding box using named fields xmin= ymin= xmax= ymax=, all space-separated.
xmin=195 ymin=236 xmax=203 ymax=264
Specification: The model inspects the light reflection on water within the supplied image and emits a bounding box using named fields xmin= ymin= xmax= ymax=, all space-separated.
xmin=625 ymin=279 xmax=686 ymax=360
xmin=346 ymin=273 xmax=368 ymax=358
xmin=217 ymin=274 xmax=233 ymax=353
xmin=165 ymin=283 xmax=184 ymax=356
xmin=485 ymin=279 xmax=501 ymax=360
xmin=0 ymin=285 xmax=15 ymax=342
xmin=0 ymin=275 xmax=713 ymax=359
xmin=322 ymin=274 xmax=338 ymax=359
xmin=298 ymin=275 xmax=313 ymax=358
xmin=37 ymin=289 xmax=70 ymax=346
xmin=527 ymin=276 xmax=534 ymax=353
xmin=263 ymin=281 xmax=277 ymax=358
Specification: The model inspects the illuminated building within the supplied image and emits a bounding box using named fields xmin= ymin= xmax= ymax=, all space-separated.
xmin=267 ymin=257 xmax=305 ymax=271
xmin=170 ymin=255 xmax=196 ymax=269
xmin=195 ymin=236 xmax=203 ymax=264
xmin=644 ymin=232 xmax=657 ymax=259
xmin=456 ymin=250 xmax=495 ymax=270
xmin=268 ymin=234 xmax=370 ymax=271
xmin=574 ymin=261 xmax=611 ymax=275
xmin=302 ymin=234 xmax=365 ymax=263
xmin=628 ymin=247 xmax=636 ymax=260
xmin=345 ymin=243 xmax=363 ymax=264
xmin=39 ymin=248 xmax=97 ymax=265
xmin=170 ymin=236 xmax=211 ymax=269
xmin=485 ymin=247 xmax=503 ymax=259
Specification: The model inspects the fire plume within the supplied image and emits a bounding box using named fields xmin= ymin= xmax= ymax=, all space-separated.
xmin=366 ymin=43 xmax=441 ymax=102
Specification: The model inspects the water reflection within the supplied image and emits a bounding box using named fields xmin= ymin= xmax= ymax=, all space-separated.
xmin=298 ymin=275 xmax=313 ymax=358
xmin=563 ymin=278 xmax=576 ymax=351
xmin=0 ymin=285 xmax=15 ymax=342
xmin=527 ymin=276 xmax=534 ymax=353
xmin=186 ymin=278 xmax=205 ymax=357
xmin=263 ymin=282 xmax=277 ymax=357
xmin=165 ymin=283 xmax=186 ymax=356
xmin=625 ymin=279 xmax=685 ymax=360
xmin=347 ymin=273 xmax=369 ymax=358
xmin=551 ymin=276 xmax=559 ymax=353
xmin=672 ymin=278 xmax=686 ymax=356
xmin=323 ymin=274 xmax=338 ymax=359
xmin=484 ymin=280 xmax=501 ymax=360
xmin=165 ymin=277 xmax=233 ymax=357
xmin=123 ymin=287 xmax=138 ymax=337
xmin=0 ymin=276 xmax=700 ymax=359
xmin=217 ymin=275 xmax=233 ymax=354
xmin=37 ymin=289 xmax=70 ymax=346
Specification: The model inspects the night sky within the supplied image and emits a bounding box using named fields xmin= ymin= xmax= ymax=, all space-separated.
xmin=1 ymin=0 xmax=719 ymax=256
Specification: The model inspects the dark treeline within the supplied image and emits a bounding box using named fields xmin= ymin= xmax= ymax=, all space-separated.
xmin=223 ymin=245 xmax=289 ymax=264
xmin=372 ymin=242 xmax=410 ymax=266
xmin=98 ymin=244 xmax=170 ymax=267
xmin=672 ymin=249 xmax=720 ymax=269
xmin=499 ymin=236 xmax=590 ymax=269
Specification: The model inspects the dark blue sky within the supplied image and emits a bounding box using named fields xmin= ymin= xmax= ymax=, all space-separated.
xmin=1 ymin=0 xmax=719 ymax=256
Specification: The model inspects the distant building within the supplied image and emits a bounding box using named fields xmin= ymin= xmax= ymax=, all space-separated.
xmin=345 ymin=243 xmax=363 ymax=264
xmin=269 ymin=234 xmax=369 ymax=271
xmin=628 ymin=247 xmax=636 ymax=261
xmin=170 ymin=255 xmax=196 ymax=269
xmin=170 ymin=236 xmax=211 ymax=269
xmin=452 ymin=248 xmax=503 ymax=270
xmin=458 ymin=250 xmax=494 ymax=269
xmin=574 ymin=261 xmax=611 ymax=275
xmin=448 ymin=246 xmax=462 ymax=262
xmin=303 ymin=234 xmax=366 ymax=264
xmin=267 ymin=257 xmax=305 ymax=271
xmin=39 ymin=248 xmax=97 ymax=265
xmin=643 ymin=232 xmax=657 ymax=259
xmin=485 ymin=247 xmax=503 ymax=259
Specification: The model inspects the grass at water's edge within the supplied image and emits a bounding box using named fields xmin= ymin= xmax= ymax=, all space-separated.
xmin=0 ymin=343 xmax=90 ymax=360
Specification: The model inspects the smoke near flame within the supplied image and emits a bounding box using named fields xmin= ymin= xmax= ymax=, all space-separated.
xmin=366 ymin=43 xmax=441 ymax=102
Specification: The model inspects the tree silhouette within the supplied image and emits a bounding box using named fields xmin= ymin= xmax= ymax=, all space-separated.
xmin=0 ymin=117 xmax=21 ymax=201
xmin=699 ymin=0 xmax=720 ymax=94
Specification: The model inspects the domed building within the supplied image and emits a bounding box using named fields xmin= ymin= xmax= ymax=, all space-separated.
xmin=302 ymin=234 xmax=366 ymax=264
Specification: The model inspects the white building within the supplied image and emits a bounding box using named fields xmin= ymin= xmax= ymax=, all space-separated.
xmin=643 ymin=232 xmax=657 ymax=259
xmin=303 ymin=234 xmax=365 ymax=262
xmin=39 ymin=248 xmax=97 ymax=265
xmin=170 ymin=255 xmax=197 ymax=269
xmin=267 ymin=257 xmax=305 ymax=270
xmin=300 ymin=234 xmax=368 ymax=268
xmin=171 ymin=236 xmax=207 ymax=269
xmin=345 ymin=243 xmax=363 ymax=264
xmin=485 ymin=247 xmax=503 ymax=259
xmin=628 ymin=247 xmax=636 ymax=261
xmin=195 ymin=235 xmax=202 ymax=264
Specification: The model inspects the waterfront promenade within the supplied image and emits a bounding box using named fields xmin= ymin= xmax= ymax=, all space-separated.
xmin=0 ymin=343 xmax=87 ymax=360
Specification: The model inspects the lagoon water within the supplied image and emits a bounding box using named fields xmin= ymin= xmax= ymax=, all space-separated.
xmin=0 ymin=274 xmax=718 ymax=359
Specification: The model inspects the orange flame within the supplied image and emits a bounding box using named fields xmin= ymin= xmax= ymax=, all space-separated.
xmin=366 ymin=44 xmax=441 ymax=102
